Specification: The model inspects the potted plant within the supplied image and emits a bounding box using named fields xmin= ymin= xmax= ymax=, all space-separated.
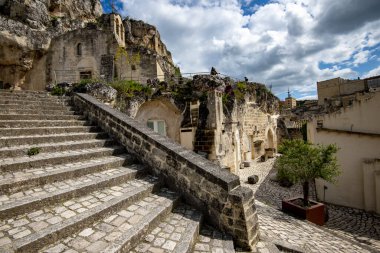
xmin=275 ymin=139 xmax=340 ymax=225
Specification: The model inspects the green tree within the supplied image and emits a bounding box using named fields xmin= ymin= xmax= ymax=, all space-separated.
xmin=276 ymin=139 xmax=340 ymax=206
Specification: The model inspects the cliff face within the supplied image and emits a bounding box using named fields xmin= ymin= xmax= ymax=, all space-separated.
xmin=0 ymin=0 xmax=102 ymax=89
xmin=124 ymin=18 xmax=173 ymax=65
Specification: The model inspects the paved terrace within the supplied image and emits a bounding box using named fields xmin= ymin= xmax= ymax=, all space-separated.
xmin=239 ymin=158 xmax=380 ymax=253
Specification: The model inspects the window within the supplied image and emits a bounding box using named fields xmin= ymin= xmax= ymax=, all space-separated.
xmin=77 ymin=43 xmax=82 ymax=56
xmin=147 ymin=120 xmax=166 ymax=136
xmin=116 ymin=19 xmax=119 ymax=36
xmin=80 ymin=71 xmax=92 ymax=80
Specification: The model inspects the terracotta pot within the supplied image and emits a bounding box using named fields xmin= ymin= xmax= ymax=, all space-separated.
xmin=282 ymin=197 xmax=325 ymax=226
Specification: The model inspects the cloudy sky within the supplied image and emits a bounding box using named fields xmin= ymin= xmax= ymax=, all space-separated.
xmin=101 ymin=0 xmax=380 ymax=100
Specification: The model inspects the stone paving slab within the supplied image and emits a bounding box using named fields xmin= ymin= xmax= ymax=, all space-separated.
xmin=0 ymin=164 xmax=144 ymax=206
xmin=193 ymin=225 xmax=235 ymax=253
xmin=0 ymin=176 xmax=158 ymax=252
xmin=0 ymin=146 xmax=124 ymax=172
xmin=257 ymin=200 xmax=370 ymax=253
xmin=40 ymin=189 xmax=178 ymax=253
xmin=0 ymin=126 xmax=98 ymax=137
xmin=129 ymin=204 xmax=202 ymax=253
xmin=0 ymin=139 xmax=115 ymax=158
xmin=0 ymin=114 xmax=83 ymax=121
xmin=239 ymin=158 xmax=380 ymax=253
xmin=0 ymin=155 xmax=128 ymax=185
xmin=0 ymin=132 xmax=109 ymax=147
xmin=0 ymin=119 xmax=90 ymax=128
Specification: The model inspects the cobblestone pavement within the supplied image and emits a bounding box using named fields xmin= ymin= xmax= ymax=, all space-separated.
xmin=42 ymin=190 xmax=177 ymax=253
xmin=193 ymin=225 xmax=235 ymax=253
xmin=0 ymin=177 xmax=155 ymax=250
xmin=130 ymin=204 xmax=202 ymax=253
xmin=238 ymin=158 xmax=380 ymax=252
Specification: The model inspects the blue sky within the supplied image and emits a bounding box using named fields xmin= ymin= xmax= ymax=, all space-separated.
xmin=100 ymin=0 xmax=380 ymax=100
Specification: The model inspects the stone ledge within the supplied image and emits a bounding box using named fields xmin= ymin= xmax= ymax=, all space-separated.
xmin=73 ymin=93 xmax=259 ymax=250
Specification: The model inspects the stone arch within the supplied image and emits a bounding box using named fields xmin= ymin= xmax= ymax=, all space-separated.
xmin=135 ymin=99 xmax=182 ymax=142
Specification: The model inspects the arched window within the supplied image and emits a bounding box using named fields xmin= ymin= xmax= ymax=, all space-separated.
xmin=77 ymin=43 xmax=82 ymax=56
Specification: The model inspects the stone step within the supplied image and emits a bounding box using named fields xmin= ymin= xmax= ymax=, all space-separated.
xmin=0 ymin=104 xmax=73 ymax=111
xmin=0 ymin=146 xmax=125 ymax=173
xmin=40 ymin=189 xmax=179 ymax=253
xmin=0 ymin=108 xmax=76 ymax=115
xmin=0 ymin=132 xmax=109 ymax=147
xmin=0 ymin=154 xmax=134 ymax=194
xmin=0 ymin=114 xmax=84 ymax=121
xmin=0 ymin=176 xmax=160 ymax=252
xmin=129 ymin=204 xmax=203 ymax=253
xmin=0 ymin=126 xmax=99 ymax=137
xmin=0 ymin=119 xmax=90 ymax=128
xmin=0 ymin=98 xmax=71 ymax=106
xmin=0 ymin=165 xmax=147 ymax=219
xmin=0 ymin=95 xmax=70 ymax=102
xmin=0 ymin=90 xmax=53 ymax=97
xmin=0 ymin=138 xmax=115 ymax=158
xmin=192 ymin=225 xmax=236 ymax=253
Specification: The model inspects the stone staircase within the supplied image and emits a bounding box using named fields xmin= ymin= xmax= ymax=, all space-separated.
xmin=0 ymin=90 xmax=235 ymax=253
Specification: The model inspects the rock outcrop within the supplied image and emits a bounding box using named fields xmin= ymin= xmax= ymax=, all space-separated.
xmin=0 ymin=0 xmax=102 ymax=89
xmin=123 ymin=18 xmax=173 ymax=64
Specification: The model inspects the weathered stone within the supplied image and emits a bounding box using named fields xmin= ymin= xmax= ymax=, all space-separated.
xmin=248 ymin=175 xmax=259 ymax=184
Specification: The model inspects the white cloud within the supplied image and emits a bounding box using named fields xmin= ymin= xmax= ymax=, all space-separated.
xmin=363 ymin=66 xmax=380 ymax=78
xmin=119 ymin=0 xmax=380 ymax=98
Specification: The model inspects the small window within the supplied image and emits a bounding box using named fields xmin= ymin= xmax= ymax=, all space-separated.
xmin=77 ymin=43 xmax=82 ymax=56
xmin=147 ymin=120 xmax=166 ymax=136
xmin=80 ymin=71 xmax=92 ymax=80
xmin=131 ymin=64 xmax=136 ymax=70
xmin=116 ymin=19 xmax=120 ymax=36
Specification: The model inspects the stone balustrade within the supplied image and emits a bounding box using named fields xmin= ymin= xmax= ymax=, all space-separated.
xmin=73 ymin=93 xmax=259 ymax=250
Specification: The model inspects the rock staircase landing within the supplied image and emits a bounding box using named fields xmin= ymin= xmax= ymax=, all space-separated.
xmin=0 ymin=90 xmax=235 ymax=253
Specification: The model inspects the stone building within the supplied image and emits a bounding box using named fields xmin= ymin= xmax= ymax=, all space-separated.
xmin=48 ymin=13 xmax=175 ymax=86
xmin=0 ymin=0 xmax=175 ymax=90
xmin=115 ymin=75 xmax=280 ymax=174
xmin=317 ymin=75 xmax=380 ymax=106
xmin=284 ymin=89 xmax=296 ymax=109
xmin=308 ymin=82 xmax=380 ymax=214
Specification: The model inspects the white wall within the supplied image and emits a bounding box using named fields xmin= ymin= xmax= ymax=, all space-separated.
xmin=308 ymin=91 xmax=380 ymax=212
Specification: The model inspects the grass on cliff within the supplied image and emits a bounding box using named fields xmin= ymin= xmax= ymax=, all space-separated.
xmin=109 ymin=80 xmax=152 ymax=98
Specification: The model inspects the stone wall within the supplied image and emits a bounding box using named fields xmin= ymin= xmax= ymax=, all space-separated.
xmin=48 ymin=28 xmax=118 ymax=84
xmin=73 ymin=93 xmax=259 ymax=250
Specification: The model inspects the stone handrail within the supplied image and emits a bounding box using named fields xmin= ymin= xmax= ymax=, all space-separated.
xmin=73 ymin=93 xmax=259 ymax=250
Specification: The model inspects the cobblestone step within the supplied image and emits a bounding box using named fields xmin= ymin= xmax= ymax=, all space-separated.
xmin=0 ymin=132 xmax=109 ymax=147
xmin=129 ymin=204 xmax=203 ymax=253
xmin=0 ymin=164 xmax=147 ymax=219
xmin=193 ymin=225 xmax=235 ymax=253
xmin=0 ymin=114 xmax=83 ymax=121
xmin=0 ymin=104 xmax=73 ymax=111
xmin=0 ymin=126 xmax=99 ymax=137
xmin=0 ymin=97 xmax=71 ymax=106
xmin=0 ymin=176 xmax=159 ymax=252
xmin=0 ymin=119 xmax=91 ymax=128
xmin=0 ymin=146 xmax=125 ymax=173
xmin=0 ymin=90 xmax=54 ymax=98
xmin=0 ymin=95 xmax=63 ymax=101
xmin=41 ymin=189 xmax=179 ymax=253
xmin=0 ymin=154 xmax=133 ymax=194
xmin=0 ymin=138 xmax=115 ymax=158
xmin=0 ymin=108 xmax=76 ymax=115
